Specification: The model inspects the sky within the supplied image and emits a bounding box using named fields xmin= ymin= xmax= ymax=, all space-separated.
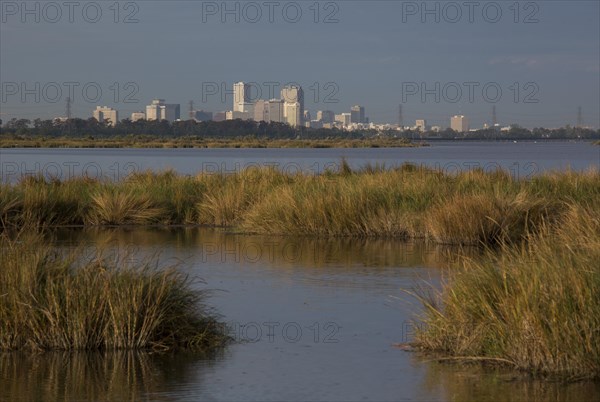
xmin=1 ymin=0 xmax=599 ymax=128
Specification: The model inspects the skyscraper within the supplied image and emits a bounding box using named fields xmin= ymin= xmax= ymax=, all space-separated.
xmin=285 ymin=102 xmax=302 ymax=127
xmin=267 ymin=99 xmax=284 ymax=123
xmin=281 ymin=85 xmax=304 ymax=124
xmin=451 ymin=115 xmax=469 ymax=132
xmin=233 ymin=82 xmax=253 ymax=114
xmin=350 ymin=105 xmax=366 ymax=123
xmin=254 ymin=100 xmax=268 ymax=122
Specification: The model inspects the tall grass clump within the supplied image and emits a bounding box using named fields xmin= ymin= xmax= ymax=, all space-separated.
xmin=414 ymin=205 xmax=600 ymax=379
xmin=0 ymin=233 xmax=229 ymax=351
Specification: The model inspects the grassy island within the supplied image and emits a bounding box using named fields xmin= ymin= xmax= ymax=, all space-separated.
xmin=0 ymin=233 xmax=229 ymax=352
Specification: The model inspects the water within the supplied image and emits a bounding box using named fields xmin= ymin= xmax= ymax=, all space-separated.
xmin=1 ymin=228 xmax=598 ymax=401
xmin=1 ymin=141 xmax=598 ymax=182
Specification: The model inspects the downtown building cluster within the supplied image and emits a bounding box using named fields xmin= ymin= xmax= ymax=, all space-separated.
xmin=90 ymin=82 xmax=500 ymax=133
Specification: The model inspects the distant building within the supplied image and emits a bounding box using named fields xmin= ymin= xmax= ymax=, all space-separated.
xmin=146 ymin=99 xmax=180 ymax=122
xmin=351 ymin=105 xmax=366 ymax=123
xmin=213 ymin=111 xmax=227 ymax=122
xmin=309 ymin=120 xmax=323 ymax=129
xmin=335 ymin=113 xmax=352 ymax=127
xmin=193 ymin=110 xmax=213 ymax=121
xmin=254 ymin=100 xmax=268 ymax=122
xmin=285 ymin=102 xmax=302 ymax=127
xmin=267 ymin=99 xmax=284 ymax=123
xmin=226 ymin=110 xmax=250 ymax=120
xmin=281 ymin=85 xmax=304 ymax=124
xmin=451 ymin=115 xmax=469 ymax=132
xmin=93 ymin=106 xmax=119 ymax=126
xmin=131 ymin=111 xmax=145 ymax=122
xmin=415 ymin=119 xmax=427 ymax=132
xmin=233 ymin=82 xmax=254 ymax=114
xmin=303 ymin=110 xmax=311 ymax=122
xmin=317 ymin=110 xmax=335 ymax=124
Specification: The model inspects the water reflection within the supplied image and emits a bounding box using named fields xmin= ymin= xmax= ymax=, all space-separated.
xmin=53 ymin=227 xmax=470 ymax=271
xmin=0 ymin=350 xmax=220 ymax=402
xmin=417 ymin=359 xmax=600 ymax=402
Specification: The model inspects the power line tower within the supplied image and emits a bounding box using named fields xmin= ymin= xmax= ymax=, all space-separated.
xmin=398 ymin=104 xmax=403 ymax=128
xmin=188 ymin=100 xmax=195 ymax=120
xmin=65 ymin=97 xmax=72 ymax=119
xmin=577 ymin=106 xmax=583 ymax=127
xmin=492 ymin=105 xmax=497 ymax=126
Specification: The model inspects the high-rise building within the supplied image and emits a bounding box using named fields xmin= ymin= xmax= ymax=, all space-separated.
xmin=161 ymin=103 xmax=181 ymax=121
xmin=254 ymin=100 xmax=268 ymax=122
xmin=415 ymin=119 xmax=427 ymax=131
xmin=233 ymin=82 xmax=254 ymax=114
xmin=281 ymin=85 xmax=304 ymax=124
xmin=451 ymin=115 xmax=469 ymax=132
xmin=335 ymin=113 xmax=352 ymax=126
xmin=145 ymin=99 xmax=180 ymax=122
xmin=317 ymin=110 xmax=335 ymax=124
xmin=285 ymin=102 xmax=302 ymax=127
xmin=267 ymin=99 xmax=284 ymax=123
xmin=92 ymin=106 xmax=119 ymax=126
xmin=350 ymin=105 xmax=366 ymax=123
xmin=131 ymin=111 xmax=145 ymax=122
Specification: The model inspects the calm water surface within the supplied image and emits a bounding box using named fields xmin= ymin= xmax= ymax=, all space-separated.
xmin=1 ymin=228 xmax=598 ymax=401
xmin=0 ymin=141 xmax=598 ymax=182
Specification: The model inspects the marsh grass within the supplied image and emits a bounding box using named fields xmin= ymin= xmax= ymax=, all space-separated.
xmin=413 ymin=205 xmax=600 ymax=379
xmin=1 ymin=164 xmax=598 ymax=245
xmin=0 ymin=233 xmax=229 ymax=352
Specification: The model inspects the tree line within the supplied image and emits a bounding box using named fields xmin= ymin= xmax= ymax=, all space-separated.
xmin=1 ymin=117 xmax=598 ymax=140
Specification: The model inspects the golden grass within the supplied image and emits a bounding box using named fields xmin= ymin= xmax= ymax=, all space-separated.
xmin=1 ymin=165 xmax=598 ymax=246
xmin=0 ymin=232 xmax=229 ymax=352
xmin=413 ymin=205 xmax=600 ymax=380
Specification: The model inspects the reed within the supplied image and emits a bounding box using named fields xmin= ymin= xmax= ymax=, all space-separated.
xmin=1 ymin=165 xmax=598 ymax=246
xmin=413 ymin=205 xmax=600 ymax=379
xmin=0 ymin=232 xmax=229 ymax=352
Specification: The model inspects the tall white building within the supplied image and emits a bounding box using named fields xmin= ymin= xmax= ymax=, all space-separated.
xmin=93 ymin=106 xmax=119 ymax=126
xmin=451 ymin=115 xmax=469 ymax=132
xmin=233 ymin=82 xmax=254 ymax=114
xmin=284 ymin=102 xmax=302 ymax=127
xmin=281 ymin=85 xmax=304 ymax=124
xmin=145 ymin=99 xmax=180 ymax=122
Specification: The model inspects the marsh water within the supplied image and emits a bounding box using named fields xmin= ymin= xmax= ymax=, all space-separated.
xmin=1 ymin=141 xmax=599 ymax=401
xmin=0 ymin=140 xmax=598 ymax=183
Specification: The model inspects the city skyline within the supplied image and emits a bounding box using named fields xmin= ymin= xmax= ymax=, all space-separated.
xmin=1 ymin=2 xmax=598 ymax=129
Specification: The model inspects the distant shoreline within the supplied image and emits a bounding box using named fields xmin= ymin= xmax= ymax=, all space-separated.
xmin=0 ymin=136 xmax=425 ymax=149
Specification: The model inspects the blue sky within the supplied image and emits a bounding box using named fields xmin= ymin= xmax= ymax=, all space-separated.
xmin=1 ymin=0 xmax=599 ymax=128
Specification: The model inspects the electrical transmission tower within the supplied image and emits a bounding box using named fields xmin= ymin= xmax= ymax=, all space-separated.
xmin=398 ymin=104 xmax=403 ymax=128
xmin=577 ymin=106 xmax=583 ymax=127
xmin=65 ymin=97 xmax=72 ymax=119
